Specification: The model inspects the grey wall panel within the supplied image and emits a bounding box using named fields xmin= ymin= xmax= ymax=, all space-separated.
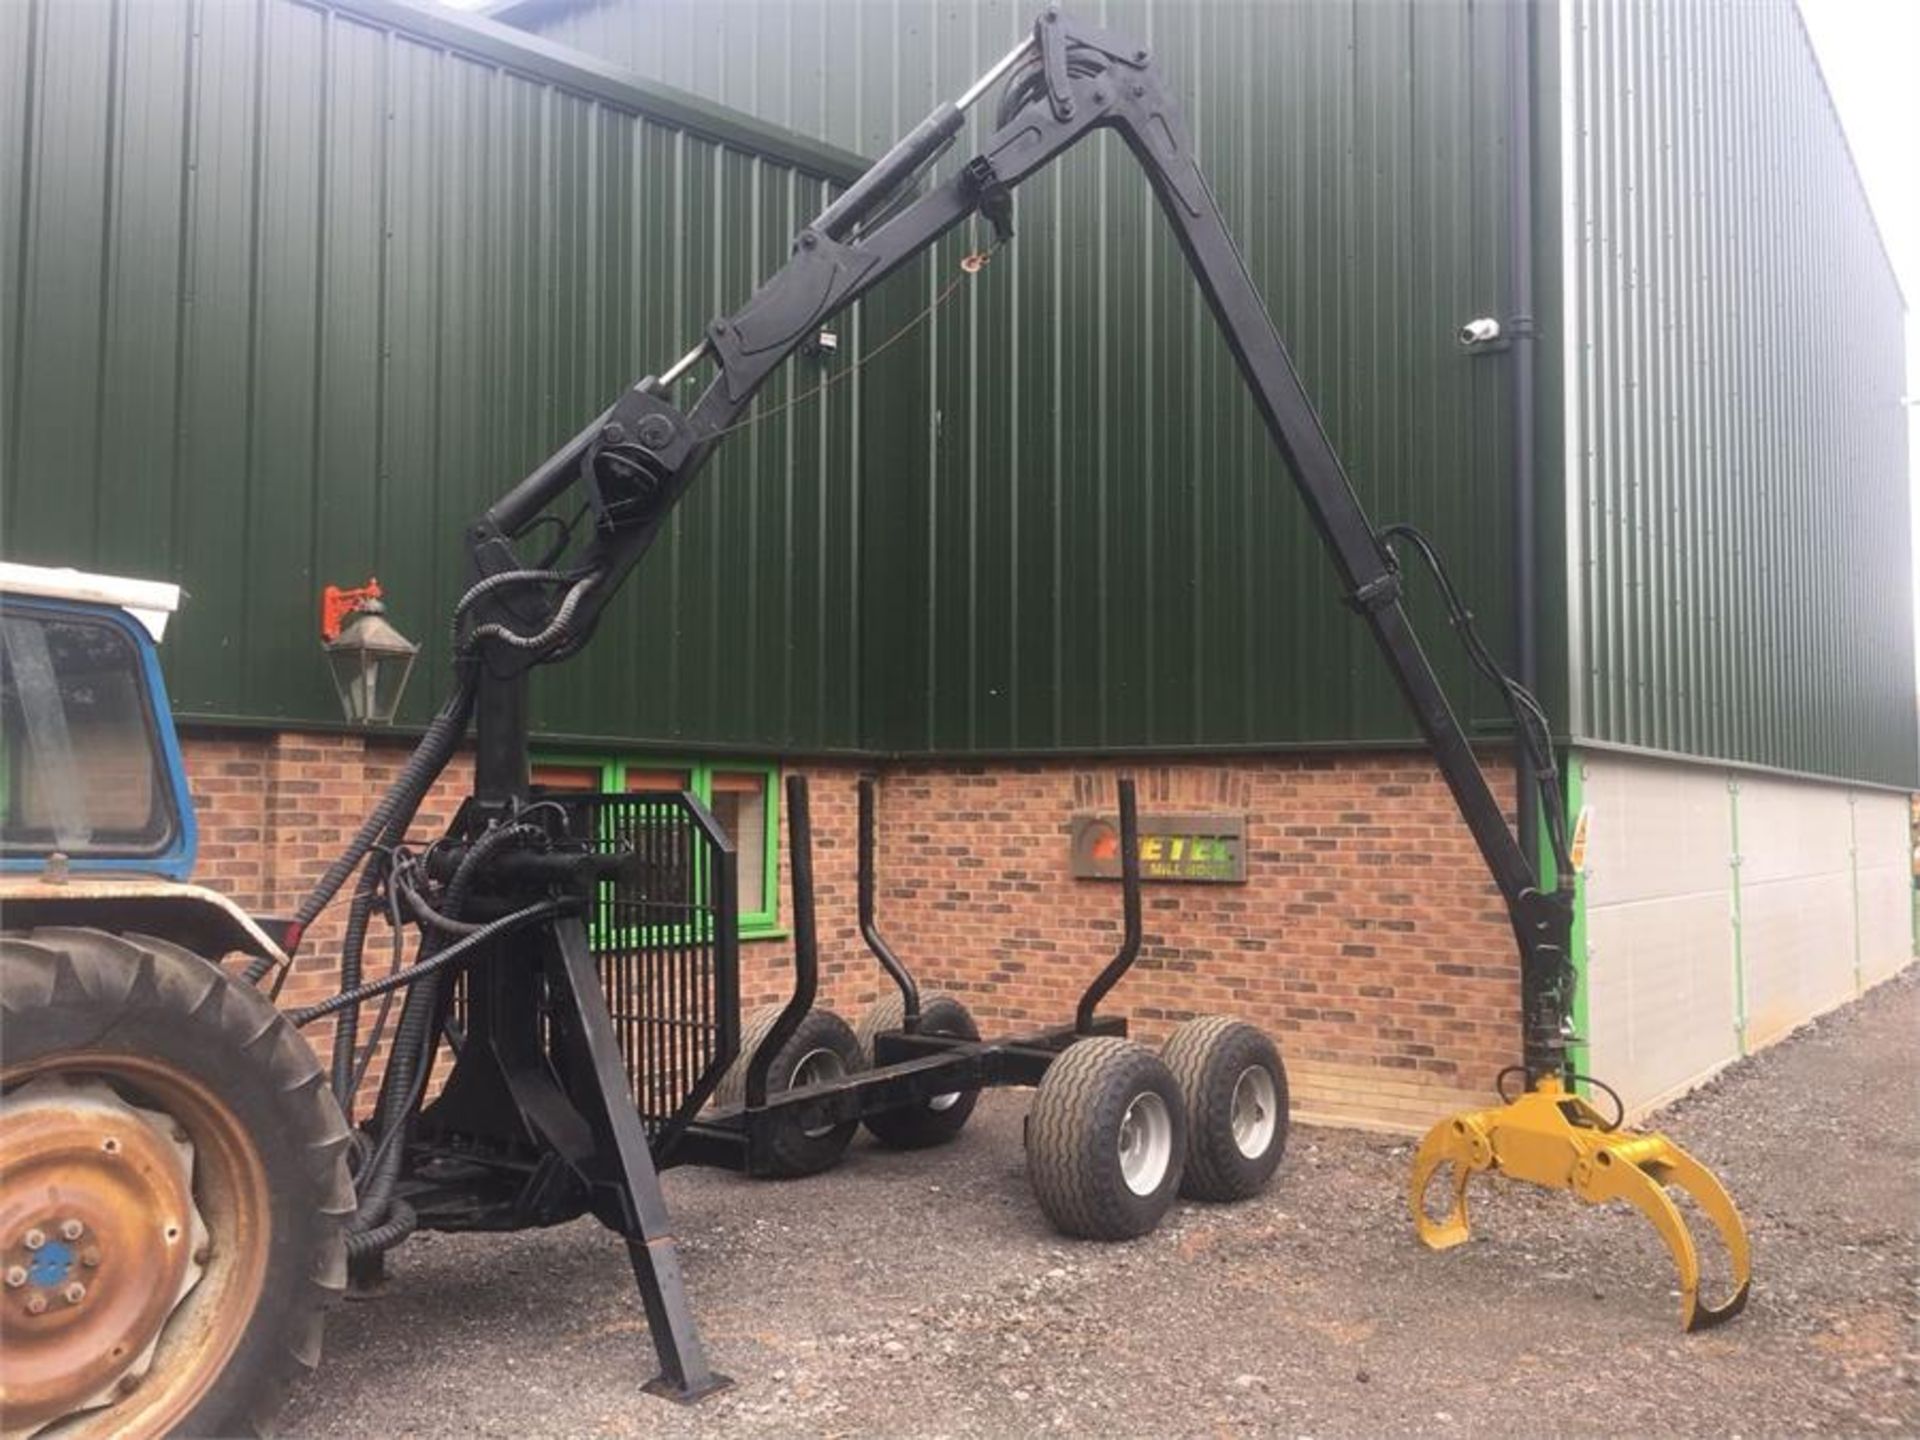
xmin=523 ymin=0 xmax=1531 ymax=754
xmin=1562 ymin=0 xmax=1915 ymax=786
xmin=2 ymin=0 xmax=867 ymax=751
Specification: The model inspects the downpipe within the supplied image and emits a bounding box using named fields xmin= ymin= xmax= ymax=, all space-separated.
xmin=1507 ymin=0 xmax=1543 ymax=887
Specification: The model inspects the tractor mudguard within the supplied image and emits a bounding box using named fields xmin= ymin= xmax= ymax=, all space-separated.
xmin=1 ymin=878 xmax=289 ymax=972
xmin=1409 ymin=1076 xmax=1751 ymax=1331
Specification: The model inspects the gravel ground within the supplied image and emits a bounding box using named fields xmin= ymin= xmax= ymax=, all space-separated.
xmin=284 ymin=970 xmax=1918 ymax=1438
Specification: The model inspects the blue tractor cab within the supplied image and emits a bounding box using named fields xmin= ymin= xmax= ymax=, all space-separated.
xmin=0 ymin=565 xmax=197 ymax=880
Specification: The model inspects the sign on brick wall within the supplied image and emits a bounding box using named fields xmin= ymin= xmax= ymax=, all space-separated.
xmin=1069 ymin=812 xmax=1248 ymax=883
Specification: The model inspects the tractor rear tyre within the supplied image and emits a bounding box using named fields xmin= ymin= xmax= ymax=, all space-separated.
xmin=0 ymin=928 xmax=352 ymax=1439
xmin=855 ymin=991 xmax=980 ymax=1150
xmin=1025 ymin=1037 xmax=1186 ymax=1240
xmin=1160 ymin=1016 xmax=1289 ymax=1201
xmin=715 ymin=1004 xmax=864 ymax=1178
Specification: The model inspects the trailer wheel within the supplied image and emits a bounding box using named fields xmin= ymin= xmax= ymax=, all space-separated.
xmin=0 ymin=928 xmax=351 ymax=1440
xmin=715 ymin=1005 xmax=864 ymax=1178
xmin=855 ymin=992 xmax=980 ymax=1149
xmin=1160 ymin=1016 xmax=1289 ymax=1201
xmin=1025 ymin=1038 xmax=1185 ymax=1240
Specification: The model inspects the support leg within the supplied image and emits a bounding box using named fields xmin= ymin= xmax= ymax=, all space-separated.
xmin=550 ymin=917 xmax=730 ymax=1401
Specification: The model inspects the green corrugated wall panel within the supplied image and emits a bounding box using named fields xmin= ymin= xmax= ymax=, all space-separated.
xmin=10 ymin=0 xmax=1911 ymax=782
xmin=526 ymin=0 xmax=1531 ymax=754
xmin=2 ymin=0 xmax=866 ymax=752
xmin=1561 ymin=0 xmax=1915 ymax=787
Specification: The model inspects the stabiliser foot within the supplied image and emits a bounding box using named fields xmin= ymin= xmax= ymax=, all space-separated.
xmin=548 ymin=918 xmax=731 ymax=1399
xmin=1409 ymin=1076 xmax=1751 ymax=1331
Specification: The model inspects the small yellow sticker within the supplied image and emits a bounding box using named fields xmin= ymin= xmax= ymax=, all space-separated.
xmin=1568 ymin=805 xmax=1593 ymax=873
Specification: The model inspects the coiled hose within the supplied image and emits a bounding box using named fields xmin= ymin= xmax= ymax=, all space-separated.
xmin=345 ymin=821 xmax=545 ymax=1256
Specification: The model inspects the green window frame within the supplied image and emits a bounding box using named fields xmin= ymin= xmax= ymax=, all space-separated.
xmin=530 ymin=753 xmax=783 ymax=939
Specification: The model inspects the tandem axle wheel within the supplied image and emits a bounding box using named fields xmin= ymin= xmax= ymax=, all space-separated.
xmin=715 ymin=775 xmax=1291 ymax=1252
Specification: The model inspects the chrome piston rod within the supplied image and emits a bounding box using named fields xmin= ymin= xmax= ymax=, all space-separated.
xmin=649 ymin=34 xmax=1034 ymax=392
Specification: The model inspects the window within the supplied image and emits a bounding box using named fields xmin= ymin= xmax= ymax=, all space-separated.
xmin=530 ymin=756 xmax=780 ymax=937
xmin=1 ymin=610 xmax=178 ymax=859
xmin=707 ymin=771 xmax=769 ymax=917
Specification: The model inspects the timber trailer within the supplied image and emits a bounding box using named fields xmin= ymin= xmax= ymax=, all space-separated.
xmin=0 ymin=8 xmax=1749 ymax=1435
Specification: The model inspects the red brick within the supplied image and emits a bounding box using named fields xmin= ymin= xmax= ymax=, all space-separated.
xmin=177 ymin=733 xmax=1522 ymax=1123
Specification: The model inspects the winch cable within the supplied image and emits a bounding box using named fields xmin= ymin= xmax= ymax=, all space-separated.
xmin=713 ymin=235 xmax=1005 ymax=441
xmin=424 ymin=245 xmax=1007 ymax=673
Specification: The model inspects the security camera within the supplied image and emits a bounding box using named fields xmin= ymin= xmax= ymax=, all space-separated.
xmin=1459 ymin=317 xmax=1503 ymax=346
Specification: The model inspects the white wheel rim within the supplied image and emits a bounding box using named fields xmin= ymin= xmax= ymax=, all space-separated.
xmin=1116 ymin=1091 xmax=1173 ymax=1196
xmin=789 ymin=1047 xmax=847 ymax=1139
xmin=1230 ymin=1065 xmax=1278 ymax=1159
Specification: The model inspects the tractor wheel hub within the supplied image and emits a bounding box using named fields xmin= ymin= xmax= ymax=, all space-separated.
xmin=0 ymin=1079 xmax=208 ymax=1437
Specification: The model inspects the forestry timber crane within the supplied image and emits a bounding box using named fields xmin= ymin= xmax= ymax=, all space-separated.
xmin=0 ymin=9 xmax=1746 ymax=1436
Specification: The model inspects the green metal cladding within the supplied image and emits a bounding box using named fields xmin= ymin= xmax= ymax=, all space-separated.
xmin=1558 ymin=0 xmax=1914 ymax=788
xmin=7 ymin=0 xmax=1912 ymax=785
xmin=1 ymin=0 xmax=869 ymax=750
xmin=515 ymin=0 xmax=1532 ymax=755
xmin=515 ymin=0 xmax=1920 ymax=785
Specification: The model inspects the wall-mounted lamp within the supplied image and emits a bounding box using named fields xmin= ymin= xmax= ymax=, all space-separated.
xmin=321 ymin=578 xmax=418 ymax=726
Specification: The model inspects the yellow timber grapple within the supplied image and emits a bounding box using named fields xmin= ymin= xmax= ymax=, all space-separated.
xmin=1376 ymin=529 xmax=1751 ymax=1331
xmin=1410 ymin=1075 xmax=1751 ymax=1330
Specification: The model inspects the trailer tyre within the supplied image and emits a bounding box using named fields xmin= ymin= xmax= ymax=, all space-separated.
xmin=855 ymin=991 xmax=980 ymax=1149
xmin=0 ymin=928 xmax=351 ymax=1439
xmin=716 ymin=1004 xmax=864 ymax=1178
xmin=1160 ymin=1016 xmax=1289 ymax=1201
xmin=1025 ymin=1038 xmax=1186 ymax=1240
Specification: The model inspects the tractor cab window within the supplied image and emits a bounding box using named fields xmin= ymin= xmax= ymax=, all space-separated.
xmin=0 ymin=609 xmax=177 ymax=858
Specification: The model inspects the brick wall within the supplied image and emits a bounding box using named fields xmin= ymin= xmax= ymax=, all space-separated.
xmin=184 ymin=729 xmax=473 ymax=1017
xmin=182 ymin=734 xmax=1519 ymax=1131
xmin=801 ymin=756 xmax=1520 ymax=1130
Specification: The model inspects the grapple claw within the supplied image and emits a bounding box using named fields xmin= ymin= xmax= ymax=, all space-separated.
xmin=1408 ymin=1113 xmax=1492 ymax=1250
xmin=1407 ymin=1077 xmax=1752 ymax=1331
xmin=1573 ymin=1132 xmax=1753 ymax=1330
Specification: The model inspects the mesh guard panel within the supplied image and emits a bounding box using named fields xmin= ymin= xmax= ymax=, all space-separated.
xmin=539 ymin=789 xmax=741 ymax=1155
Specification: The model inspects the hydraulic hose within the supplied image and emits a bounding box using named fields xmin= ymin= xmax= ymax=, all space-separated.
xmin=463 ymin=576 xmax=592 ymax=653
xmin=344 ymin=821 xmax=545 ymax=1250
xmin=343 ymin=1199 xmax=416 ymax=1260
xmin=1380 ymin=523 xmax=1574 ymax=878
xmin=328 ymin=863 xmax=384 ymax=1109
xmin=290 ymin=662 xmax=479 ymax=940
xmin=447 ymin=567 xmax=579 ymax=648
xmin=290 ymin=899 xmax=563 ymax=1026
xmin=398 ymin=883 xmax=489 ymax=936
